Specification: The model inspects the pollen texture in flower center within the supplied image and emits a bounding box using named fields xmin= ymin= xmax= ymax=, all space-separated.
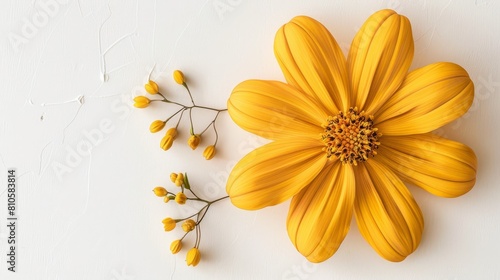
xmin=321 ymin=107 xmax=381 ymax=165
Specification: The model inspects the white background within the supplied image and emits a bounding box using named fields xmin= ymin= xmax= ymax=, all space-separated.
xmin=1 ymin=0 xmax=499 ymax=279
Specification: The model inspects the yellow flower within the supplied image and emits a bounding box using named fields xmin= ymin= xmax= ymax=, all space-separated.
xmin=163 ymin=196 xmax=171 ymax=203
xmin=174 ymin=173 xmax=184 ymax=187
xmin=153 ymin=186 xmax=167 ymax=197
xmin=182 ymin=219 xmax=196 ymax=232
xmin=203 ymin=145 xmax=216 ymax=160
xmin=166 ymin=127 xmax=178 ymax=138
xmin=170 ymin=240 xmax=182 ymax=254
xmin=162 ymin=217 xmax=176 ymax=232
xmin=145 ymin=80 xmax=159 ymax=94
xmin=170 ymin=173 xmax=178 ymax=183
xmin=187 ymin=134 xmax=201 ymax=150
xmin=160 ymin=135 xmax=174 ymax=151
xmin=173 ymin=70 xmax=185 ymax=85
xmin=226 ymin=10 xmax=476 ymax=263
xmin=150 ymin=120 xmax=165 ymax=133
xmin=186 ymin=248 xmax=201 ymax=267
xmin=160 ymin=128 xmax=178 ymax=151
xmin=133 ymin=96 xmax=150 ymax=108
xmin=175 ymin=192 xmax=187 ymax=204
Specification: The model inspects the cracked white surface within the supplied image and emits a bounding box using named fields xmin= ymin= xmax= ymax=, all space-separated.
xmin=1 ymin=1 xmax=500 ymax=279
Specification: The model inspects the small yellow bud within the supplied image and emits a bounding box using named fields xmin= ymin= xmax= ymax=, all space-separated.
xmin=182 ymin=219 xmax=196 ymax=232
xmin=163 ymin=196 xmax=171 ymax=203
xmin=162 ymin=217 xmax=176 ymax=231
xmin=186 ymin=248 xmax=201 ymax=267
xmin=133 ymin=96 xmax=150 ymax=108
xmin=170 ymin=173 xmax=178 ymax=183
xmin=170 ymin=240 xmax=182 ymax=254
xmin=174 ymin=173 xmax=184 ymax=187
xmin=165 ymin=127 xmax=178 ymax=138
xmin=203 ymin=145 xmax=216 ymax=160
xmin=153 ymin=186 xmax=167 ymax=197
xmin=175 ymin=192 xmax=187 ymax=205
xmin=150 ymin=120 xmax=166 ymax=133
xmin=160 ymin=135 xmax=175 ymax=151
xmin=160 ymin=128 xmax=178 ymax=151
xmin=145 ymin=80 xmax=159 ymax=94
xmin=187 ymin=134 xmax=201 ymax=150
xmin=173 ymin=70 xmax=185 ymax=85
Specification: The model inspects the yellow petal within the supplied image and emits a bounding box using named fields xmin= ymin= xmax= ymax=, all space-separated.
xmin=354 ymin=160 xmax=423 ymax=262
xmin=226 ymin=138 xmax=327 ymax=210
xmin=228 ymin=80 xmax=326 ymax=140
xmin=274 ymin=15 xmax=350 ymax=112
xmin=376 ymin=134 xmax=477 ymax=197
xmin=287 ymin=162 xmax=355 ymax=263
xmin=347 ymin=9 xmax=414 ymax=113
xmin=375 ymin=62 xmax=474 ymax=135
xmin=173 ymin=70 xmax=185 ymax=85
xmin=186 ymin=248 xmax=201 ymax=267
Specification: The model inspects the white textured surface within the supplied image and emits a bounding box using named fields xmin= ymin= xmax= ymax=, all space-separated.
xmin=1 ymin=1 xmax=499 ymax=279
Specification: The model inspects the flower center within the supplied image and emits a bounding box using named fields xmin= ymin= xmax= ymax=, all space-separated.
xmin=321 ymin=107 xmax=381 ymax=165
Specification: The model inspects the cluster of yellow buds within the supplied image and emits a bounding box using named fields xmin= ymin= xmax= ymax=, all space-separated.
xmin=152 ymin=172 xmax=227 ymax=267
xmin=134 ymin=70 xmax=225 ymax=160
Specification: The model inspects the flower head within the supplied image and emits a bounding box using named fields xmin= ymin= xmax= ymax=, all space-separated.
xmin=173 ymin=70 xmax=185 ymax=85
xmin=187 ymin=134 xmax=201 ymax=150
xmin=182 ymin=219 xmax=196 ymax=232
xmin=226 ymin=10 xmax=476 ymax=263
xmin=174 ymin=173 xmax=184 ymax=187
xmin=150 ymin=120 xmax=166 ymax=133
xmin=170 ymin=240 xmax=182 ymax=254
xmin=162 ymin=217 xmax=177 ymax=231
xmin=186 ymin=248 xmax=201 ymax=267
xmin=160 ymin=128 xmax=178 ymax=151
xmin=175 ymin=192 xmax=187 ymax=205
xmin=160 ymin=135 xmax=175 ymax=151
xmin=166 ymin=127 xmax=178 ymax=138
xmin=203 ymin=145 xmax=216 ymax=160
xmin=145 ymin=80 xmax=159 ymax=95
xmin=133 ymin=96 xmax=150 ymax=108
xmin=153 ymin=186 xmax=167 ymax=197
xmin=170 ymin=173 xmax=178 ymax=183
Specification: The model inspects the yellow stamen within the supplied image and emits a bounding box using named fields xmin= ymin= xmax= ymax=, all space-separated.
xmin=321 ymin=107 xmax=381 ymax=165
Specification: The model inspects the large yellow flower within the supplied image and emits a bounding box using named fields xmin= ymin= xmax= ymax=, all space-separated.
xmin=226 ymin=9 xmax=477 ymax=263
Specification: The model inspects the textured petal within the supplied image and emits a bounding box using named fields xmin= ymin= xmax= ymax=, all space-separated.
xmin=228 ymin=80 xmax=326 ymax=140
xmin=227 ymin=138 xmax=327 ymax=210
xmin=274 ymin=15 xmax=350 ymax=112
xmin=375 ymin=62 xmax=474 ymax=135
xmin=287 ymin=162 xmax=355 ymax=263
xmin=376 ymin=134 xmax=477 ymax=197
xmin=354 ymin=160 xmax=423 ymax=262
xmin=348 ymin=9 xmax=414 ymax=114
